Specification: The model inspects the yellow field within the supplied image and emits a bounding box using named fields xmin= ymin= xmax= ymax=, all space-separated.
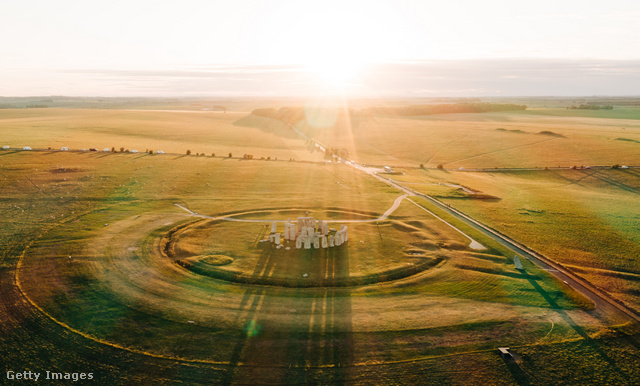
xmin=297 ymin=111 xmax=640 ymax=168
xmin=2 ymin=104 xmax=640 ymax=384
xmin=0 ymin=108 xmax=325 ymax=162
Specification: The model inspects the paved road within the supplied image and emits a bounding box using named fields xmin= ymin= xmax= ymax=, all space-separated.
xmin=289 ymin=124 xmax=640 ymax=323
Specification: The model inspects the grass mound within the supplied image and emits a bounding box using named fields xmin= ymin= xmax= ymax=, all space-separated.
xmin=196 ymin=255 xmax=234 ymax=266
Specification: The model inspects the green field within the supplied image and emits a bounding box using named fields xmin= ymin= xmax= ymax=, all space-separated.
xmin=1 ymin=103 xmax=640 ymax=384
xmin=390 ymin=168 xmax=640 ymax=311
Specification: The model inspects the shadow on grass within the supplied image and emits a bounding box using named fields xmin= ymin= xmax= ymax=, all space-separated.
xmin=222 ymin=245 xmax=354 ymax=385
xmin=590 ymin=170 xmax=639 ymax=194
xmin=503 ymin=357 xmax=532 ymax=386
xmin=456 ymin=264 xmax=540 ymax=280
xmin=522 ymin=270 xmax=588 ymax=339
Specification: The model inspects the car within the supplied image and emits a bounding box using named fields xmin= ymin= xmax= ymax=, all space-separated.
xmin=103 ymin=148 xmax=110 ymax=152
xmin=61 ymin=147 xmax=69 ymax=151
xmin=89 ymin=148 xmax=97 ymax=151
xmin=131 ymin=150 xmax=138 ymax=153
xmin=2 ymin=145 xmax=9 ymax=150
xmin=23 ymin=146 xmax=32 ymax=150
xmin=157 ymin=150 xmax=164 ymax=154
xmin=621 ymin=165 xmax=629 ymax=169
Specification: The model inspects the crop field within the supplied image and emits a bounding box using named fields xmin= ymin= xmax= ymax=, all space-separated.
xmin=390 ymin=168 xmax=640 ymax=311
xmin=294 ymin=110 xmax=640 ymax=169
xmin=0 ymin=108 xmax=325 ymax=162
xmin=1 ymin=104 xmax=640 ymax=384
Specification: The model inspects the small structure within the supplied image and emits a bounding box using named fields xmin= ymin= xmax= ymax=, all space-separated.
xmin=23 ymin=146 xmax=32 ymax=150
xmin=498 ymin=347 xmax=513 ymax=359
xmin=283 ymin=223 xmax=294 ymax=240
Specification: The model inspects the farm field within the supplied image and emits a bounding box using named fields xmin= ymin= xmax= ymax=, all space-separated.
xmin=0 ymin=108 xmax=325 ymax=162
xmin=389 ymin=168 xmax=640 ymax=311
xmin=293 ymin=109 xmax=640 ymax=169
xmin=1 ymin=104 xmax=640 ymax=384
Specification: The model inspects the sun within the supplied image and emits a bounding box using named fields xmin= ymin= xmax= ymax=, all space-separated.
xmin=310 ymin=56 xmax=364 ymax=88
xmin=251 ymin=0 xmax=399 ymax=91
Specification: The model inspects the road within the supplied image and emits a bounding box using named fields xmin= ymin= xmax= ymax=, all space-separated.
xmin=290 ymin=124 xmax=640 ymax=323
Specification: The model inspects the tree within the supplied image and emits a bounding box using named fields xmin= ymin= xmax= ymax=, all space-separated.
xmin=419 ymin=163 xmax=425 ymax=169
xmin=111 ymin=147 xmax=116 ymax=152
xmin=437 ymin=164 xmax=444 ymax=169
xmin=211 ymin=153 xmax=215 ymax=157
xmin=120 ymin=147 xmax=125 ymax=153
xmin=228 ymin=152 xmax=232 ymax=158
xmin=186 ymin=150 xmax=191 ymax=155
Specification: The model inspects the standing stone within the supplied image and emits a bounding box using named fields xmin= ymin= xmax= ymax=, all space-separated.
xmin=335 ymin=232 xmax=342 ymax=246
xmin=296 ymin=237 xmax=302 ymax=249
xmin=314 ymin=235 xmax=320 ymax=249
xmin=329 ymin=235 xmax=335 ymax=247
xmin=321 ymin=235 xmax=328 ymax=248
xmin=271 ymin=222 xmax=277 ymax=234
xmin=514 ymin=255 xmax=524 ymax=270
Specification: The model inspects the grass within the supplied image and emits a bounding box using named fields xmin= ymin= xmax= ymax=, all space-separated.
xmin=0 ymin=108 xmax=325 ymax=162
xmin=291 ymin=110 xmax=640 ymax=169
xmin=2 ymin=152 xmax=593 ymax=361
xmin=2 ymin=104 xmax=640 ymax=384
xmin=393 ymin=167 xmax=640 ymax=310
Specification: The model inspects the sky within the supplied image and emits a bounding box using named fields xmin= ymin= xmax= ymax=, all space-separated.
xmin=1 ymin=0 xmax=640 ymax=97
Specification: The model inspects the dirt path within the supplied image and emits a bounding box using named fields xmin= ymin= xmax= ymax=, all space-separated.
xmin=174 ymin=194 xmax=409 ymax=224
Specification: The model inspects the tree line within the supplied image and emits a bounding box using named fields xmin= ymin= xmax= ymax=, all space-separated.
xmin=567 ymin=104 xmax=613 ymax=110
xmin=251 ymin=103 xmax=527 ymax=124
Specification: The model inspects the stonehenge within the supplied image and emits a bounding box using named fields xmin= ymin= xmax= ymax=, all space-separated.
xmin=265 ymin=216 xmax=347 ymax=250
